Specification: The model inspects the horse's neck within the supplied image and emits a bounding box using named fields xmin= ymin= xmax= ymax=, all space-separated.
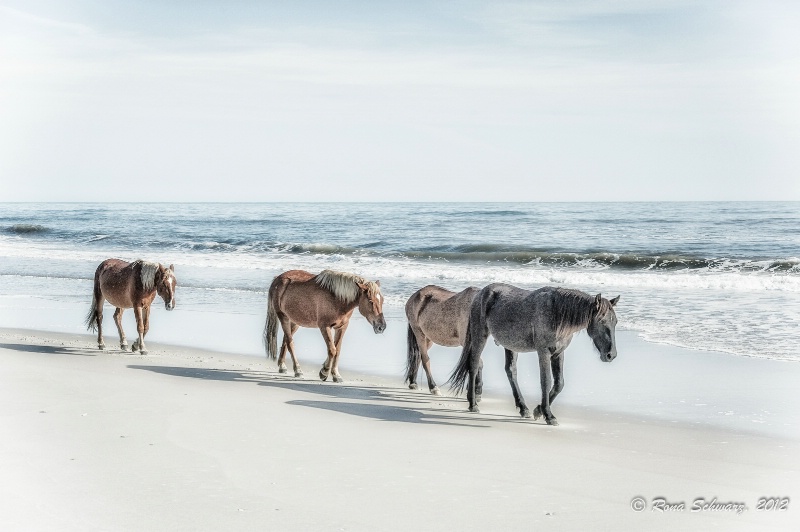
xmin=136 ymin=261 xmax=160 ymax=293
xmin=577 ymin=300 xmax=594 ymax=330
xmin=332 ymin=294 xmax=359 ymax=314
xmin=561 ymin=320 xmax=588 ymax=337
xmin=555 ymin=293 xmax=594 ymax=334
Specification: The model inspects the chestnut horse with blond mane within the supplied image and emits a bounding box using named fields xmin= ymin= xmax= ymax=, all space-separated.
xmin=86 ymin=259 xmax=177 ymax=355
xmin=264 ymin=269 xmax=386 ymax=382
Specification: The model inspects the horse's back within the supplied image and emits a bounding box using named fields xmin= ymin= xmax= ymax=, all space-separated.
xmin=268 ymin=269 xmax=315 ymax=299
xmin=96 ymin=258 xmax=129 ymax=275
xmin=476 ymin=282 xmax=531 ymax=315
xmin=275 ymin=269 xmax=316 ymax=284
xmin=405 ymin=285 xmax=453 ymax=317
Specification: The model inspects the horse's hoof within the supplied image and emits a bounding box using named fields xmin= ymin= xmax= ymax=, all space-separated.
xmin=294 ymin=371 xmax=304 ymax=378
xmin=468 ymin=405 xmax=480 ymax=413
xmin=319 ymin=370 xmax=328 ymax=381
xmin=533 ymin=406 xmax=542 ymax=420
xmin=409 ymin=383 xmax=419 ymax=390
xmin=521 ymin=408 xmax=532 ymax=419
xmin=476 ymin=394 xmax=482 ymax=404
xmin=278 ymin=367 xmax=288 ymax=374
xmin=546 ymin=417 xmax=559 ymax=426
xmin=332 ymin=375 xmax=343 ymax=383
xmin=431 ymin=387 xmax=441 ymax=396
xmin=98 ymin=344 xmax=105 ymax=351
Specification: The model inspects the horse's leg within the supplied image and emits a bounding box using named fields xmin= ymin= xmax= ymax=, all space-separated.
xmin=276 ymin=315 xmax=289 ymax=373
xmin=548 ymin=351 xmax=565 ymax=405
xmin=276 ymin=317 xmax=299 ymax=376
xmin=277 ymin=319 xmax=290 ymax=373
xmin=406 ymin=326 xmax=424 ymax=390
xmin=285 ymin=323 xmax=303 ymax=377
xmin=330 ymin=322 xmax=349 ymax=383
xmin=318 ymin=326 xmax=336 ymax=382
xmin=466 ymin=334 xmax=488 ymax=413
xmin=504 ymin=349 xmax=531 ymax=418
xmin=131 ymin=305 xmax=147 ymax=355
xmin=113 ymin=307 xmax=127 ymax=350
xmin=96 ymin=299 xmax=105 ymax=350
xmin=420 ymin=338 xmax=440 ymax=395
xmin=143 ymin=304 xmax=151 ymax=340
xmin=277 ymin=336 xmax=289 ymax=373
xmin=533 ymin=350 xmax=557 ymax=425
xmin=533 ymin=352 xmax=565 ymax=420
xmin=460 ymin=307 xmax=490 ymax=414
xmin=475 ymin=358 xmax=484 ymax=403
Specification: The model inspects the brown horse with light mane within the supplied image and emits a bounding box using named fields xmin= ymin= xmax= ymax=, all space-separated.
xmin=405 ymin=285 xmax=482 ymax=396
xmin=86 ymin=259 xmax=177 ymax=355
xmin=264 ymin=269 xmax=386 ymax=382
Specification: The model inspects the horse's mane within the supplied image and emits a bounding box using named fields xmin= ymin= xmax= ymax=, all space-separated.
xmin=314 ymin=270 xmax=379 ymax=303
xmin=549 ymin=288 xmax=610 ymax=333
xmin=136 ymin=260 xmax=160 ymax=291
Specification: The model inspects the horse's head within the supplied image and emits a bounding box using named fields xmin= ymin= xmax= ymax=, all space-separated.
xmin=155 ymin=264 xmax=177 ymax=311
xmin=586 ymin=293 xmax=619 ymax=362
xmin=356 ymin=280 xmax=386 ymax=334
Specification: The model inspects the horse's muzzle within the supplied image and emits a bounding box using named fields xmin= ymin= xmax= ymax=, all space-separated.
xmin=166 ymin=301 xmax=175 ymax=311
xmin=602 ymin=351 xmax=616 ymax=362
xmin=373 ymin=321 xmax=386 ymax=334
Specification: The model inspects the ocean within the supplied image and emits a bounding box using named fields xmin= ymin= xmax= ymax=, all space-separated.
xmin=1 ymin=202 xmax=799 ymax=363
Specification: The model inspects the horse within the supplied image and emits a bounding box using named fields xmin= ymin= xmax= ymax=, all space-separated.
xmin=86 ymin=259 xmax=177 ymax=355
xmin=405 ymin=285 xmax=482 ymax=396
xmin=264 ymin=269 xmax=387 ymax=382
xmin=449 ymin=284 xmax=619 ymax=426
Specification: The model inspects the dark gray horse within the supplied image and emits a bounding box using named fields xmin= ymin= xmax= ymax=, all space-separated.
xmin=449 ymin=284 xmax=620 ymax=426
xmin=405 ymin=285 xmax=480 ymax=395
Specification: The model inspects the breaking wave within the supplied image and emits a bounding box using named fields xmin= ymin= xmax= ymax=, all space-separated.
xmin=6 ymin=224 xmax=48 ymax=234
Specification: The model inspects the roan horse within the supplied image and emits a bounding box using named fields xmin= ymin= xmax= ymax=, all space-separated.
xmin=86 ymin=259 xmax=177 ymax=355
xmin=264 ymin=269 xmax=386 ymax=382
xmin=405 ymin=285 xmax=481 ymax=396
xmin=449 ymin=284 xmax=619 ymax=426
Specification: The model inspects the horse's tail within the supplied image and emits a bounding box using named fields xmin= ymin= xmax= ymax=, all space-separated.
xmin=264 ymin=284 xmax=279 ymax=360
xmin=85 ymin=265 xmax=103 ymax=332
xmin=404 ymin=324 xmax=421 ymax=385
xmin=448 ymin=288 xmax=490 ymax=395
xmin=448 ymin=323 xmax=473 ymax=395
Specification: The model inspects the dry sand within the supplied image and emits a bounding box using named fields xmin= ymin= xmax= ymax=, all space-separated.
xmin=1 ymin=327 xmax=798 ymax=531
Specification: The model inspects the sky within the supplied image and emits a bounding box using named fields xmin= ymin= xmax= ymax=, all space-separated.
xmin=1 ymin=0 xmax=799 ymax=202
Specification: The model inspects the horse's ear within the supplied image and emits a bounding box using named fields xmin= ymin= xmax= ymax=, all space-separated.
xmin=375 ymin=280 xmax=380 ymax=287
xmin=595 ymin=293 xmax=602 ymax=309
xmin=169 ymin=264 xmax=174 ymax=271
xmin=610 ymin=295 xmax=620 ymax=307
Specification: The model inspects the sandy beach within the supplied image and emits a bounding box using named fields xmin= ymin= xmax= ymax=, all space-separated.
xmin=5 ymin=0 xmax=800 ymax=527
xmin=1 ymin=326 xmax=797 ymax=531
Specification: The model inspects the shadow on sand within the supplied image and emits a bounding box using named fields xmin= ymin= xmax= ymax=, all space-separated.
xmin=128 ymin=364 xmax=535 ymax=428
xmin=0 ymin=342 xmax=98 ymax=357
